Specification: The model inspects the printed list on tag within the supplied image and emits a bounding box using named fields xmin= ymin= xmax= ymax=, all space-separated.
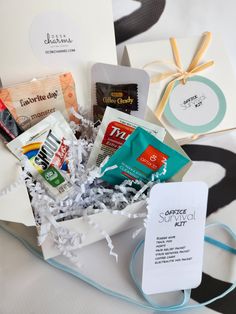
xmin=142 ymin=182 xmax=208 ymax=294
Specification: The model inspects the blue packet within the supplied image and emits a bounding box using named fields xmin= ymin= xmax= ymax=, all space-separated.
xmin=101 ymin=127 xmax=190 ymax=186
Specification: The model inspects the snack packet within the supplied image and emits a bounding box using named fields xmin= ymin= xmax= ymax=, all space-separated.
xmin=0 ymin=99 xmax=23 ymax=143
xmin=7 ymin=111 xmax=76 ymax=198
xmin=96 ymin=82 xmax=138 ymax=109
xmin=87 ymin=107 xmax=166 ymax=168
xmin=0 ymin=72 xmax=78 ymax=130
xmin=93 ymin=82 xmax=137 ymax=122
xmin=101 ymin=127 xmax=190 ymax=186
xmin=91 ymin=63 xmax=150 ymax=121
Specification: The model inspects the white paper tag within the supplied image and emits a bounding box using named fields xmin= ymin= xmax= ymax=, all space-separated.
xmin=30 ymin=11 xmax=80 ymax=66
xmin=142 ymin=182 xmax=208 ymax=294
xmin=164 ymin=76 xmax=226 ymax=134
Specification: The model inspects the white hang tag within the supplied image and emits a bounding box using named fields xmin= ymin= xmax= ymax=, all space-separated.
xmin=142 ymin=181 xmax=208 ymax=295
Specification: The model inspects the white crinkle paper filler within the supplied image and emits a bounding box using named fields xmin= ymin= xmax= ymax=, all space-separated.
xmin=19 ymin=110 xmax=165 ymax=265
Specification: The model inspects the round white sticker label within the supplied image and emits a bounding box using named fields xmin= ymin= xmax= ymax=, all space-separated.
xmin=29 ymin=11 xmax=79 ymax=66
xmin=164 ymin=76 xmax=226 ymax=133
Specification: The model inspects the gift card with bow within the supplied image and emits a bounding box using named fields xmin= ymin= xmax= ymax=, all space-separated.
xmin=123 ymin=32 xmax=236 ymax=141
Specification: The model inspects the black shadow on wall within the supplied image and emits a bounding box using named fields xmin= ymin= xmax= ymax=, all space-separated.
xmin=182 ymin=144 xmax=236 ymax=313
xmin=114 ymin=0 xmax=166 ymax=45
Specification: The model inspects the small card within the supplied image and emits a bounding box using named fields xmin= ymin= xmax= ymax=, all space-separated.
xmin=164 ymin=76 xmax=226 ymax=134
xmin=142 ymin=182 xmax=208 ymax=294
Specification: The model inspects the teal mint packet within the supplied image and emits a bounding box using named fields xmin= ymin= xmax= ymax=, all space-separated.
xmin=101 ymin=127 xmax=189 ymax=185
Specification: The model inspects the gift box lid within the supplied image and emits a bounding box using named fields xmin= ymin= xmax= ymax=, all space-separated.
xmin=122 ymin=33 xmax=236 ymax=142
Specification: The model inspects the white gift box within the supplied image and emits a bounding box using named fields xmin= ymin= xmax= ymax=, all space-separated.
xmin=0 ymin=109 xmax=191 ymax=259
xmin=122 ymin=34 xmax=236 ymax=141
xmin=0 ymin=2 xmax=191 ymax=259
xmin=0 ymin=0 xmax=117 ymax=113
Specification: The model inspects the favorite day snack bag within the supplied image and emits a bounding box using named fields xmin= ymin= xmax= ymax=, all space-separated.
xmin=0 ymin=72 xmax=78 ymax=130
xmin=101 ymin=127 xmax=189 ymax=185
xmin=87 ymin=107 xmax=166 ymax=168
xmin=7 ymin=111 xmax=76 ymax=198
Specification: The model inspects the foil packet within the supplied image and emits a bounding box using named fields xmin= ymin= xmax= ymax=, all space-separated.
xmin=7 ymin=111 xmax=76 ymax=199
xmin=101 ymin=127 xmax=190 ymax=186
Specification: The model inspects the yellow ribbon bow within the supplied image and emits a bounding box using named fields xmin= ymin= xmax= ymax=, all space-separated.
xmin=145 ymin=32 xmax=214 ymax=120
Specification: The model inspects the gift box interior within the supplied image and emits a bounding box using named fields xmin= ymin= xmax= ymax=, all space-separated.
xmin=0 ymin=106 xmax=191 ymax=259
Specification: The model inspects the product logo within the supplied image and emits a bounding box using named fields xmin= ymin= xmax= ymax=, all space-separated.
xmin=44 ymin=33 xmax=73 ymax=45
xmin=102 ymin=121 xmax=134 ymax=150
xmin=20 ymin=90 xmax=59 ymax=107
xmin=43 ymin=32 xmax=76 ymax=55
xmin=44 ymin=168 xmax=59 ymax=181
xmin=34 ymin=130 xmax=61 ymax=171
xmin=41 ymin=167 xmax=65 ymax=187
xmin=158 ymin=209 xmax=196 ymax=227
xmin=111 ymin=92 xmax=123 ymax=97
xmin=180 ymin=94 xmax=206 ymax=110
xmin=102 ymin=95 xmax=134 ymax=105
xmin=22 ymin=130 xmax=68 ymax=172
xmin=137 ymin=145 xmax=168 ymax=171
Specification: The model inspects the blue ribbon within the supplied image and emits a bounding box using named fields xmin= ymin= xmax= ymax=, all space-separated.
xmin=1 ymin=222 xmax=236 ymax=312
